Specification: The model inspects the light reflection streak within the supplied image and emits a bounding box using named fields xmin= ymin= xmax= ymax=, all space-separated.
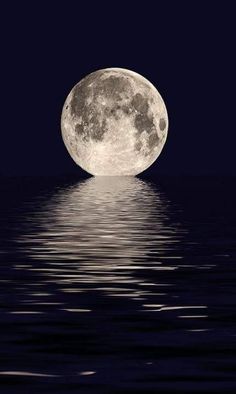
xmin=0 ymin=371 xmax=59 ymax=377
xmin=9 ymin=311 xmax=44 ymax=314
xmin=62 ymin=308 xmax=91 ymax=313
xmin=79 ymin=371 xmax=96 ymax=376
xmin=178 ymin=315 xmax=208 ymax=319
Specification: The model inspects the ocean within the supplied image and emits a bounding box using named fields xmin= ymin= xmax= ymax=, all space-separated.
xmin=0 ymin=176 xmax=235 ymax=393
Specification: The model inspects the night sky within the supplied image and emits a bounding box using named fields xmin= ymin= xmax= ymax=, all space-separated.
xmin=1 ymin=2 xmax=235 ymax=177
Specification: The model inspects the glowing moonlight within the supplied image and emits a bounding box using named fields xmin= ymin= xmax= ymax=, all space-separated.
xmin=61 ymin=68 xmax=168 ymax=176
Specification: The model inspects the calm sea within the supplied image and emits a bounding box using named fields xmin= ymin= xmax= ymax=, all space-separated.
xmin=0 ymin=176 xmax=236 ymax=393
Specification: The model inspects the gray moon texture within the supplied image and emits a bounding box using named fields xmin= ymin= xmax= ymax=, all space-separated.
xmin=61 ymin=68 xmax=168 ymax=176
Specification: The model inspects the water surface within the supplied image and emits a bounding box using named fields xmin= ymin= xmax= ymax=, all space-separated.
xmin=0 ymin=176 xmax=236 ymax=393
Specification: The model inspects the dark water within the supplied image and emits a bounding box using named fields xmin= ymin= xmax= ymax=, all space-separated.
xmin=0 ymin=176 xmax=236 ymax=393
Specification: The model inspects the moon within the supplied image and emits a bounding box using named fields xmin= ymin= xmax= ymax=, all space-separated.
xmin=61 ymin=68 xmax=168 ymax=176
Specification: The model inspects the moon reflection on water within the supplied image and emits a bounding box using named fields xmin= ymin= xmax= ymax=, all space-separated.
xmin=17 ymin=177 xmax=186 ymax=302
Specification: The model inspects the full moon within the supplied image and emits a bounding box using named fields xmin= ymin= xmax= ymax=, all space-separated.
xmin=61 ymin=68 xmax=168 ymax=176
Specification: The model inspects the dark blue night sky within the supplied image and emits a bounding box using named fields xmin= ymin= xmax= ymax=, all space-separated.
xmin=0 ymin=2 xmax=235 ymax=177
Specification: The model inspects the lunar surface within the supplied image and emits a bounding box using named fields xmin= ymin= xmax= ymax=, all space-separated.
xmin=61 ymin=68 xmax=168 ymax=176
